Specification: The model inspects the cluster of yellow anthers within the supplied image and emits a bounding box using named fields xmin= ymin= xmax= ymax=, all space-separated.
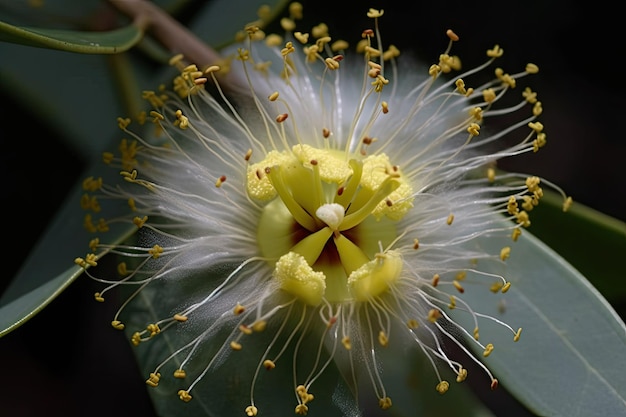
xmin=74 ymin=3 xmax=573 ymax=416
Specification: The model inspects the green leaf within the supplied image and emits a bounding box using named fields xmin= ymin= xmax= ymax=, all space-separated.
xmin=0 ymin=162 xmax=137 ymax=336
xmin=450 ymin=224 xmax=626 ymax=416
xmin=0 ymin=20 xmax=144 ymax=53
xmin=526 ymin=190 xmax=626 ymax=302
xmin=0 ymin=265 xmax=83 ymax=337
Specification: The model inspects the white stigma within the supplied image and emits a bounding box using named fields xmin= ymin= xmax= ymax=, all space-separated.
xmin=316 ymin=203 xmax=345 ymax=230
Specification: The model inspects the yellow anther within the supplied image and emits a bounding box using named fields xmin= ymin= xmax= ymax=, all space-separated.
xmin=456 ymin=271 xmax=466 ymax=280
xmin=486 ymin=45 xmax=504 ymax=58
xmin=120 ymin=169 xmax=138 ymax=181
xmin=325 ymin=57 xmax=340 ymax=70
xmin=428 ymin=64 xmax=441 ymax=77
xmin=294 ymin=31 xmax=309 ymax=44
xmin=467 ymin=123 xmax=480 ymax=136
xmin=263 ymin=359 xmax=276 ymax=370
xmin=367 ymin=8 xmax=384 ymax=18
xmin=446 ymin=29 xmax=460 ymax=41
xmin=563 ymin=196 xmax=573 ymax=212
xmin=533 ymin=132 xmax=547 ymax=152
xmin=89 ymin=238 xmax=99 ymax=251
xmin=295 ymin=404 xmax=308 ymax=415
xmin=311 ymin=23 xmax=329 ymax=38
xmin=268 ymin=91 xmax=279 ymax=102
xmin=436 ymin=381 xmax=450 ymax=394
xmin=523 ymin=87 xmax=538 ymax=104
xmin=487 ymin=167 xmax=496 ymax=182
xmin=501 ymin=282 xmax=511 ymax=293
xmin=252 ymin=320 xmax=267 ymax=332
xmin=174 ymin=109 xmax=189 ymax=129
xmin=85 ymin=253 xmax=98 ymax=267
xmin=383 ymin=45 xmax=400 ymax=61
xmin=230 ymin=341 xmax=242 ymax=350
xmin=378 ymin=330 xmax=389 ymax=347
xmin=514 ymin=327 xmax=522 ymax=342
xmin=528 ymin=122 xmax=544 ymax=133
xmin=131 ymin=332 xmax=142 ymax=346
xmin=117 ymin=117 xmax=131 ymax=129
xmin=149 ymin=244 xmax=164 ymax=259
xmin=507 ymin=196 xmax=519 ymax=215
xmin=407 ymin=319 xmax=419 ymax=329
xmin=215 ymin=175 xmax=227 ymax=187
xmin=117 ymin=262 xmax=128 ymax=276
xmin=342 ymin=336 xmax=352 ymax=350
xmin=178 ymin=390 xmax=192 ymax=402
xmin=93 ymin=292 xmax=104 ymax=302
xmin=264 ymin=33 xmax=282 ymax=47
xmin=168 ymin=53 xmax=184 ymax=66
xmin=483 ymin=343 xmax=494 ymax=357
xmin=149 ymin=110 xmax=164 ymax=122
xmin=526 ymin=63 xmax=539 ymax=74
xmin=239 ymin=324 xmax=253 ymax=335
xmin=446 ymin=214 xmax=454 ymax=225
xmin=234 ymin=303 xmax=245 ymax=315
xmin=82 ymin=176 xmax=103 ymax=191
xmin=526 ymin=176 xmax=541 ymax=192
xmin=381 ymin=101 xmax=389 ymax=114
xmin=146 ymin=323 xmax=160 ymax=336
xmin=245 ymin=405 xmax=259 ymax=416
xmin=174 ymin=369 xmax=187 ymax=378
xmin=331 ymin=39 xmax=349 ymax=52
xmin=427 ymin=309 xmax=441 ymax=323
xmin=456 ymin=367 xmax=468 ymax=382
xmin=432 ymin=273 xmax=440 ymax=287
xmin=532 ymin=101 xmax=543 ymax=116
xmin=111 ymin=320 xmax=125 ymax=330
xmin=490 ymin=281 xmax=504 ymax=293
xmin=280 ymin=17 xmax=296 ymax=32
xmin=448 ymin=295 xmax=456 ymax=309
xmin=371 ymin=74 xmax=389 ymax=92
xmin=511 ymin=228 xmax=522 ymax=241
xmin=174 ymin=314 xmax=188 ymax=322
xmin=289 ymin=1 xmax=303 ymax=19
xmin=500 ymin=246 xmax=511 ymax=261
xmin=455 ymin=78 xmax=466 ymax=94
xmin=516 ymin=210 xmax=531 ymax=227
xmin=482 ymin=88 xmax=496 ymax=103
xmin=379 ymin=397 xmax=392 ymax=410
xmin=473 ymin=327 xmax=480 ymax=340
xmin=133 ymin=215 xmax=148 ymax=228
xmin=146 ymin=372 xmax=161 ymax=387
xmin=453 ymin=280 xmax=464 ymax=293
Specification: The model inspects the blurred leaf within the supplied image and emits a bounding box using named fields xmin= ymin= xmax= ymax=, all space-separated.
xmin=450 ymin=222 xmax=626 ymax=417
xmin=188 ymin=0 xmax=290 ymax=49
xmin=527 ymin=190 xmax=626 ymax=302
xmin=0 ymin=20 xmax=144 ymax=53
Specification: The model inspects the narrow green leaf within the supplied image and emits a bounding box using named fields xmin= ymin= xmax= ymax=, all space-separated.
xmin=0 ymin=265 xmax=82 ymax=337
xmin=0 ymin=20 xmax=144 ymax=53
xmin=450 ymin=225 xmax=626 ymax=416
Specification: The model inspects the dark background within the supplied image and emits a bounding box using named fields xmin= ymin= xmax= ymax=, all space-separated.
xmin=1 ymin=0 xmax=624 ymax=416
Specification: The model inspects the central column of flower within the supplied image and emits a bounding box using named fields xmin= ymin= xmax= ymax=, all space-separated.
xmin=251 ymin=145 xmax=412 ymax=304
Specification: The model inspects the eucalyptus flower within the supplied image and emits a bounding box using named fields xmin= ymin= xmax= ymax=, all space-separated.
xmin=74 ymin=4 xmax=571 ymax=416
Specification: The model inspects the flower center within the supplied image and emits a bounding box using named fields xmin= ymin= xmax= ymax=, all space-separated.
xmin=251 ymin=144 xmax=412 ymax=305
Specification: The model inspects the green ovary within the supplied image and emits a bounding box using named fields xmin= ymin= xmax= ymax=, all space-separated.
xmin=253 ymin=146 xmax=412 ymax=305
